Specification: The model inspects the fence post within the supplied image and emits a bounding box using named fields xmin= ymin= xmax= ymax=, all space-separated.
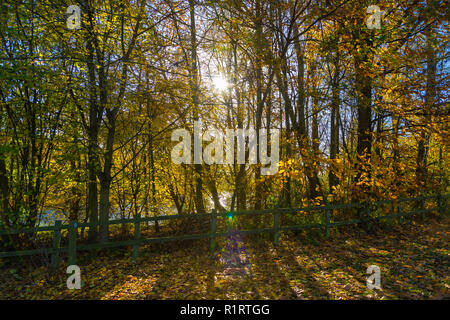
xmin=210 ymin=209 xmax=217 ymax=255
xmin=50 ymin=220 xmax=62 ymax=271
xmin=133 ymin=213 xmax=141 ymax=262
xmin=68 ymin=221 xmax=77 ymax=266
xmin=325 ymin=208 xmax=331 ymax=238
xmin=273 ymin=211 xmax=280 ymax=245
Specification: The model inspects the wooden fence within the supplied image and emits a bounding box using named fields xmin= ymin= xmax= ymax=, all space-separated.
xmin=0 ymin=194 xmax=448 ymax=269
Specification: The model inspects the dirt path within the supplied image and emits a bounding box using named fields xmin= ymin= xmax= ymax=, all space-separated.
xmin=218 ymin=229 xmax=251 ymax=277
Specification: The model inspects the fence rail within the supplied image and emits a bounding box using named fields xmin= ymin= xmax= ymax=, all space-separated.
xmin=0 ymin=194 xmax=448 ymax=267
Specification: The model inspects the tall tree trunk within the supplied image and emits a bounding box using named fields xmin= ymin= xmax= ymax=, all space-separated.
xmin=149 ymin=121 xmax=159 ymax=233
xmin=329 ymin=33 xmax=340 ymax=191
xmin=98 ymin=109 xmax=117 ymax=243
xmin=311 ymin=89 xmax=319 ymax=156
xmin=292 ymin=17 xmax=321 ymax=200
xmin=274 ymin=54 xmax=293 ymax=206
xmin=232 ymin=40 xmax=247 ymax=211
xmin=353 ymin=13 xmax=373 ymax=200
xmin=416 ymin=10 xmax=436 ymax=189
xmin=84 ymin=2 xmax=101 ymax=242
xmin=253 ymin=0 xmax=264 ymax=210
xmin=354 ymin=58 xmax=372 ymax=196
xmin=293 ymin=19 xmax=305 ymax=136
xmin=86 ymin=82 xmax=99 ymax=241
xmin=189 ymin=0 xmax=206 ymax=214
xmin=69 ymin=159 xmax=81 ymax=222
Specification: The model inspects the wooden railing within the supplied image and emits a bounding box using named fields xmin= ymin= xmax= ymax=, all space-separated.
xmin=0 ymin=194 xmax=448 ymax=269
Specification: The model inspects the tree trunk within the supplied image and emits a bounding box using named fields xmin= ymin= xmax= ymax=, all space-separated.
xmin=329 ymin=33 xmax=340 ymax=191
xmin=99 ymin=109 xmax=118 ymax=243
xmin=189 ymin=0 xmax=206 ymax=214
xmin=353 ymin=16 xmax=373 ymax=200
xmin=416 ymin=11 xmax=436 ymax=188
xmin=232 ymin=40 xmax=247 ymax=211
xmin=253 ymin=0 xmax=264 ymax=210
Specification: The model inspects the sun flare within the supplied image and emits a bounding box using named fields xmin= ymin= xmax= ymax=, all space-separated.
xmin=212 ymin=76 xmax=229 ymax=92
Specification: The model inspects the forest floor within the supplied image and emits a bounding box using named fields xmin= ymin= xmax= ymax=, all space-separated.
xmin=0 ymin=216 xmax=449 ymax=300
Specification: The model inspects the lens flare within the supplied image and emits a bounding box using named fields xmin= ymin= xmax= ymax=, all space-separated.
xmin=213 ymin=76 xmax=229 ymax=92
